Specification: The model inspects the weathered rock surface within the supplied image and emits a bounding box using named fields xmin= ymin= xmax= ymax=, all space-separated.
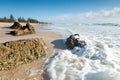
xmin=66 ymin=34 xmax=86 ymax=49
xmin=10 ymin=22 xmax=22 ymax=29
xmin=10 ymin=23 xmax=35 ymax=36
xmin=0 ymin=38 xmax=47 ymax=70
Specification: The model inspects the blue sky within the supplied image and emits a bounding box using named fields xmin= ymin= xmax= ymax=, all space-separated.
xmin=0 ymin=0 xmax=120 ymax=21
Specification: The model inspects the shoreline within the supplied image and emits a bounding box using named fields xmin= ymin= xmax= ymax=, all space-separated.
xmin=0 ymin=22 xmax=65 ymax=80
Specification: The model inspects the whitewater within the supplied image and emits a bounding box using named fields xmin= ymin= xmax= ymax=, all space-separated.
xmin=43 ymin=20 xmax=120 ymax=80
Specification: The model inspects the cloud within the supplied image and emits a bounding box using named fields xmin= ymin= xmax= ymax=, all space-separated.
xmin=85 ymin=7 xmax=120 ymax=18
xmin=48 ymin=7 xmax=120 ymax=23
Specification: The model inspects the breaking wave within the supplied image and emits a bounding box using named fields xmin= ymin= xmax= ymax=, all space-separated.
xmin=43 ymin=22 xmax=120 ymax=80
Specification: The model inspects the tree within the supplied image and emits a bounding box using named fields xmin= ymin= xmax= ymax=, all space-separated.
xmin=18 ymin=17 xmax=22 ymax=22
xmin=27 ymin=18 xmax=39 ymax=23
xmin=18 ymin=17 xmax=26 ymax=22
xmin=0 ymin=15 xmax=42 ymax=23
xmin=9 ymin=14 xmax=15 ymax=22
xmin=3 ymin=17 xmax=7 ymax=22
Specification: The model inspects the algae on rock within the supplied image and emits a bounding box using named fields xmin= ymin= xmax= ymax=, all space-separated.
xmin=0 ymin=38 xmax=47 ymax=70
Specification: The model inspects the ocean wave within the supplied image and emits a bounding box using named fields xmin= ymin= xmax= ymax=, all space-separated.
xmin=44 ymin=36 xmax=119 ymax=80
xmin=93 ymin=23 xmax=120 ymax=27
xmin=44 ymin=49 xmax=120 ymax=80
xmin=43 ymin=22 xmax=120 ymax=80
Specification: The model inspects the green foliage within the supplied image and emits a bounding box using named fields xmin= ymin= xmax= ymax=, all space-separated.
xmin=0 ymin=14 xmax=44 ymax=23
xmin=27 ymin=18 xmax=39 ymax=23
xmin=9 ymin=14 xmax=15 ymax=22
xmin=18 ymin=17 xmax=27 ymax=22
xmin=0 ymin=14 xmax=15 ymax=22
xmin=0 ymin=17 xmax=7 ymax=22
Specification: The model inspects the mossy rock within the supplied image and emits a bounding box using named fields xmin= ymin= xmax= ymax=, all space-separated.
xmin=0 ymin=38 xmax=47 ymax=70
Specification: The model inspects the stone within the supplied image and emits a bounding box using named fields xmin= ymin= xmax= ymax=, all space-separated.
xmin=66 ymin=34 xmax=86 ymax=49
xmin=0 ymin=38 xmax=47 ymax=70
xmin=10 ymin=22 xmax=22 ymax=29
xmin=10 ymin=23 xmax=35 ymax=36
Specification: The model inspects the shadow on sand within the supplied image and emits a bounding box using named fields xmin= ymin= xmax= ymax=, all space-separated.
xmin=2 ymin=26 xmax=11 ymax=29
xmin=51 ymin=39 xmax=66 ymax=49
xmin=4 ymin=29 xmax=14 ymax=36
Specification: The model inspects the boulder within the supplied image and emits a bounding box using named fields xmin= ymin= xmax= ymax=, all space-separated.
xmin=10 ymin=22 xmax=22 ymax=29
xmin=0 ymin=38 xmax=47 ymax=70
xmin=10 ymin=23 xmax=35 ymax=36
xmin=66 ymin=34 xmax=86 ymax=49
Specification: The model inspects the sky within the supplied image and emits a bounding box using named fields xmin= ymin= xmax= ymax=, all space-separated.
xmin=0 ymin=0 xmax=120 ymax=21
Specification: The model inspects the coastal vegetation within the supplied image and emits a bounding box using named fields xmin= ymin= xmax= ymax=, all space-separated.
xmin=0 ymin=14 xmax=48 ymax=24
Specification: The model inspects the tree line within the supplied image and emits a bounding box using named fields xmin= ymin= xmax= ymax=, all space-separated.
xmin=0 ymin=14 xmax=41 ymax=23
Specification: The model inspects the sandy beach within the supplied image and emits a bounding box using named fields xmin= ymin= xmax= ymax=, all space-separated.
xmin=0 ymin=23 xmax=65 ymax=80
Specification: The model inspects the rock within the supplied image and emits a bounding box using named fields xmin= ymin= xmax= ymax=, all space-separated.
xmin=10 ymin=22 xmax=22 ymax=29
xmin=22 ymin=23 xmax=35 ymax=32
xmin=0 ymin=38 xmax=47 ymax=70
xmin=66 ymin=34 xmax=86 ymax=49
xmin=10 ymin=23 xmax=35 ymax=36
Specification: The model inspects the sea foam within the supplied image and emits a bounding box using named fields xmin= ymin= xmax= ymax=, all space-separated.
xmin=43 ymin=21 xmax=120 ymax=80
xmin=44 ymin=49 xmax=120 ymax=80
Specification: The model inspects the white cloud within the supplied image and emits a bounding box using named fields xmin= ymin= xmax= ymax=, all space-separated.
xmin=85 ymin=7 xmax=120 ymax=18
xmin=48 ymin=7 xmax=120 ymax=23
xmin=85 ymin=12 xmax=95 ymax=18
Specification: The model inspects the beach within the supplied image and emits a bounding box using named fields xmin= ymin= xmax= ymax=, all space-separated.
xmin=0 ymin=21 xmax=120 ymax=80
xmin=0 ymin=22 xmax=65 ymax=80
xmin=1 ymin=0 xmax=120 ymax=80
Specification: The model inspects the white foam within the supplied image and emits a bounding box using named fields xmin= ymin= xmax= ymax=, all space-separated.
xmin=27 ymin=69 xmax=43 ymax=77
xmin=44 ymin=49 xmax=120 ymax=80
xmin=43 ymin=21 xmax=120 ymax=80
xmin=44 ymin=50 xmax=91 ymax=80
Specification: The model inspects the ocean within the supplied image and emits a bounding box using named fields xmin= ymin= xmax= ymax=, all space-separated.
xmin=43 ymin=21 xmax=120 ymax=80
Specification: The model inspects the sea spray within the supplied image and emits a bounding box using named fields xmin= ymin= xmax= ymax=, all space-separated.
xmin=44 ymin=36 xmax=120 ymax=80
xmin=44 ymin=50 xmax=91 ymax=80
xmin=43 ymin=22 xmax=120 ymax=80
xmin=44 ymin=49 xmax=120 ymax=80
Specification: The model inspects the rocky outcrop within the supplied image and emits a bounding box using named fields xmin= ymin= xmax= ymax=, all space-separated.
xmin=0 ymin=38 xmax=47 ymax=70
xmin=66 ymin=34 xmax=86 ymax=49
xmin=10 ymin=22 xmax=22 ymax=29
xmin=10 ymin=23 xmax=35 ymax=36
